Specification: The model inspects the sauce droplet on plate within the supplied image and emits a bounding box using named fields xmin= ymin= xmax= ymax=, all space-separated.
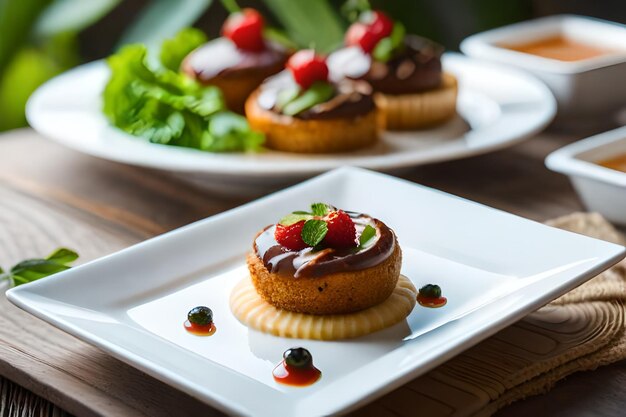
xmin=273 ymin=347 xmax=321 ymax=386
xmin=417 ymin=284 xmax=447 ymax=308
xmin=184 ymin=320 xmax=217 ymax=336
xmin=184 ymin=306 xmax=216 ymax=336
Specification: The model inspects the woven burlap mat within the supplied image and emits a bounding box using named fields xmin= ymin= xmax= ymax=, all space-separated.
xmin=353 ymin=212 xmax=626 ymax=417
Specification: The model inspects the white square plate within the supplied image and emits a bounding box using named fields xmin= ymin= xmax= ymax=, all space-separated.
xmin=7 ymin=168 xmax=624 ymax=417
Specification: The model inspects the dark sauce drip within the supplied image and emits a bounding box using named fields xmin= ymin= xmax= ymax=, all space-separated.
xmin=183 ymin=320 xmax=217 ymax=336
xmin=272 ymin=361 xmax=321 ymax=387
xmin=254 ymin=212 xmax=395 ymax=278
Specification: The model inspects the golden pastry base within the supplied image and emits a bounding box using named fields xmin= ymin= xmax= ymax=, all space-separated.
xmin=230 ymin=275 xmax=417 ymax=340
xmin=375 ymin=72 xmax=458 ymax=130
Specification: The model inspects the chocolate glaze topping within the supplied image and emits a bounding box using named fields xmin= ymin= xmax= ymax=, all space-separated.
xmin=363 ymin=35 xmax=443 ymax=94
xmin=256 ymin=71 xmax=375 ymax=120
xmin=328 ymin=35 xmax=443 ymax=95
xmin=254 ymin=212 xmax=396 ymax=278
xmin=181 ymin=37 xmax=289 ymax=81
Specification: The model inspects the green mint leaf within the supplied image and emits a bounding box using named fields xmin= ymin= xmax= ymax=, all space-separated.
xmin=275 ymin=86 xmax=301 ymax=112
xmin=282 ymin=81 xmax=335 ymax=116
xmin=359 ymin=225 xmax=376 ymax=247
xmin=292 ymin=211 xmax=311 ymax=215
xmin=310 ymin=203 xmax=330 ymax=217
xmin=301 ymin=219 xmax=328 ymax=247
xmin=373 ymin=37 xmax=394 ymax=62
xmin=373 ymin=22 xmax=406 ymax=62
xmin=390 ymin=22 xmax=406 ymax=49
xmin=46 ymin=248 xmax=79 ymax=265
xmin=279 ymin=213 xmax=312 ymax=226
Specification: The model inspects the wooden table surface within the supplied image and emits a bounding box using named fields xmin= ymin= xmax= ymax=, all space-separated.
xmin=0 ymin=128 xmax=624 ymax=417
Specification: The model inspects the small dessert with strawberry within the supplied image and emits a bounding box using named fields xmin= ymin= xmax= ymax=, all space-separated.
xmin=244 ymin=50 xmax=378 ymax=153
xmin=230 ymin=203 xmax=417 ymax=340
xmin=329 ymin=10 xmax=457 ymax=130
xmin=181 ymin=8 xmax=290 ymax=113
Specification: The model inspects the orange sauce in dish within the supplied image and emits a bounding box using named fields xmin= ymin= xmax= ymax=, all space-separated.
xmin=501 ymin=36 xmax=616 ymax=62
xmin=598 ymin=154 xmax=626 ymax=173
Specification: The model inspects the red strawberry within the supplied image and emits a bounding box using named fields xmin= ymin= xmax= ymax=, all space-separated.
xmin=323 ymin=210 xmax=357 ymax=248
xmin=345 ymin=10 xmax=394 ymax=53
xmin=286 ymin=49 xmax=329 ymax=90
xmin=275 ymin=221 xmax=308 ymax=251
xmin=222 ymin=8 xmax=265 ymax=52
xmin=368 ymin=11 xmax=394 ymax=41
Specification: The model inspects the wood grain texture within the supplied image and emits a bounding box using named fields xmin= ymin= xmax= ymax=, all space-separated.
xmin=0 ymin=128 xmax=620 ymax=417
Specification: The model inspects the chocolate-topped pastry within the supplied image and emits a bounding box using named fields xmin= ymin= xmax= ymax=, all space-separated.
xmin=181 ymin=8 xmax=290 ymax=113
xmin=328 ymin=10 xmax=457 ymax=130
xmin=245 ymin=203 xmax=402 ymax=315
xmin=362 ymin=35 xmax=443 ymax=95
xmin=245 ymin=50 xmax=378 ymax=153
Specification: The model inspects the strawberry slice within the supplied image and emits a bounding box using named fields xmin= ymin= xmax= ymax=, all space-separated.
xmin=323 ymin=210 xmax=357 ymax=248
xmin=275 ymin=221 xmax=308 ymax=251
xmin=222 ymin=8 xmax=265 ymax=52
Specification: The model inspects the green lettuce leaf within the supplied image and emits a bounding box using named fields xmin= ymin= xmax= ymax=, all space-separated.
xmin=103 ymin=31 xmax=264 ymax=153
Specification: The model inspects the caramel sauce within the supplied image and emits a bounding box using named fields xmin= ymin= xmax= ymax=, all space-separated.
xmin=183 ymin=320 xmax=217 ymax=336
xmin=272 ymin=361 xmax=321 ymax=386
xmin=502 ymin=36 xmax=616 ymax=62
xmin=598 ymin=154 xmax=626 ymax=173
xmin=416 ymin=295 xmax=447 ymax=308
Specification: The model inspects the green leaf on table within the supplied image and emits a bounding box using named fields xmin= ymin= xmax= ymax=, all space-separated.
xmin=358 ymin=225 xmax=376 ymax=248
xmin=11 ymin=259 xmax=71 ymax=280
xmin=2 ymin=247 xmax=79 ymax=287
xmin=46 ymin=248 xmax=79 ymax=264
xmin=282 ymin=81 xmax=334 ymax=116
xmin=160 ymin=27 xmax=207 ymax=72
xmin=311 ymin=203 xmax=330 ymax=217
xmin=301 ymin=219 xmax=328 ymax=247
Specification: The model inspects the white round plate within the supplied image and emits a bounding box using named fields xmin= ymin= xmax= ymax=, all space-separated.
xmin=27 ymin=53 xmax=555 ymax=192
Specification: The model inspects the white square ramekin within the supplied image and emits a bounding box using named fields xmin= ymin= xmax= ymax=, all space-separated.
xmin=546 ymin=125 xmax=626 ymax=225
xmin=460 ymin=15 xmax=626 ymax=119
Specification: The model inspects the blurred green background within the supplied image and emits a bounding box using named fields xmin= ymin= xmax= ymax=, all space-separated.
xmin=0 ymin=0 xmax=624 ymax=132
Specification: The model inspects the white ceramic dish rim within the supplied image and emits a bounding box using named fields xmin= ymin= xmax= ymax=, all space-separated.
xmin=545 ymin=125 xmax=626 ymax=187
xmin=25 ymin=53 xmax=556 ymax=178
xmin=6 ymin=167 xmax=626 ymax=417
xmin=460 ymin=14 xmax=626 ymax=74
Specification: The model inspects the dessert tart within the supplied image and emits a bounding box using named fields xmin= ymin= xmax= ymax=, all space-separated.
xmin=244 ymin=50 xmax=379 ymax=153
xmin=328 ymin=10 xmax=457 ymax=130
xmin=181 ymin=8 xmax=290 ymax=114
xmin=230 ymin=203 xmax=417 ymax=340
